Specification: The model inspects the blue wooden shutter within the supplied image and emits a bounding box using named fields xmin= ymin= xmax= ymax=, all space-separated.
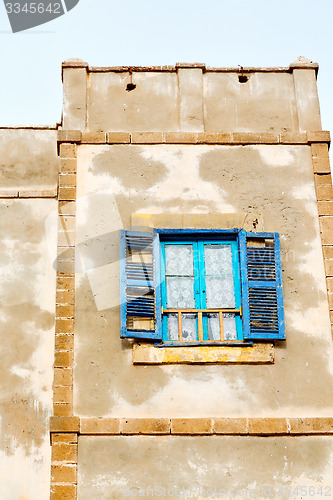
xmin=120 ymin=230 xmax=162 ymax=340
xmin=239 ymin=230 xmax=285 ymax=340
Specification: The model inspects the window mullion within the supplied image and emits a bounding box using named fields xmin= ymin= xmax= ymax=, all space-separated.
xmin=197 ymin=240 xmax=208 ymax=340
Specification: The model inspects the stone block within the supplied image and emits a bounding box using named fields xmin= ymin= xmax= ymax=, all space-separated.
xmin=121 ymin=418 xmax=170 ymax=435
xmin=81 ymin=418 xmax=121 ymax=435
xmin=55 ymin=334 xmax=74 ymax=352
xmin=248 ymin=418 xmax=288 ymax=435
xmin=52 ymin=443 xmax=77 ymax=464
xmin=324 ymin=259 xmax=333 ymax=277
xmin=57 ymin=130 xmax=82 ymax=143
xmin=60 ymin=159 xmax=77 ymax=173
xmin=53 ymin=368 xmax=73 ymax=387
xmin=59 ymin=187 xmax=77 ymax=201
xmin=316 ymin=186 xmax=333 ymax=200
xmin=214 ymin=418 xmax=248 ymax=434
xmin=81 ymin=132 xmax=107 ymax=143
xmin=53 ymin=403 xmax=73 ymax=417
xmin=311 ymin=143 xmax=329 ymax=157
xmin=280 ymin=132 xmax=307 ymax=144
xmin=196 ymin=132 xmax=232 ymax=144
xmin=54 ymin=351 xmax=74 ymax=368
xmin=318 ymin=202 xmax=333 ymax=215
xmin=57 ymin=260 xmax=75 ymax=276
xmin=51 ymin=464 xmax=77 ymax=483
xmin=315 ymin=174 xmax=332 ymax=186
xmin=232 ymin=133 xmax=260 ymax=144
xmin=56 ymin=276 xmax=75 ymax=291
xmin=53 ymin=386 xmax=73 ymax=404
xmin=19 ymin=189 xmax=57 ymax=198
xmin=56 ymin=289 xmax=75 ymax=305
xmin=323 ymin=247 xmax=333 ymax=259
xmin=50 ymin=416 xmax=80 ymax=433
xmin=56 ymin=304 xmax=75 ymax=318
xmin=51 ymin=433 xmax=78 ymax=445
xmin=57 ymin=247 xmax=75 ymax=261
xmin=59 ymin=174 xmax=77 ymax=188
xmin=313 ymin=157 xmax=331 ymax=173
xmin=55 ymin=318 xmax=74 ymax=334
xmin=59 ymin=201 xmax=76 ymax=216
xmin=50 ymin=484 xmax=77 ymax=500
xmin=59 ymin=216 xmax=76 ymax=232
xmin=58 ymin=231 xmax=75 ymax=247
xmin=171 ymin=418 xmax=213 ymax=434
xmin=59 ymin=144 xmax=77 ymax=159
xmin=326 ymin=277 xmax=333 ymax=292
xmin=259 ymin=133 xmax=279 ymax=144
xmin=289 ymin=417 xmax=333 ymax=434
xmin=307 ymin=131 xmax=331 ymax=143
xmin=107 ymin=132 xmax=130 ymax=144
xmin=164 ymin=132 xmax=197 ymax=144
xmin=320 ymin=217 xmax=333 ymax=245
xmin=131 ymin=132 xmax=163 ymax=144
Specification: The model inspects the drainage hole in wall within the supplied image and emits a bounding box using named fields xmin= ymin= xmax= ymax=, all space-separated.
xmin=238 ymin=75 xmax=249 ymax=83
xmin=126 ymin=83 xmax=137 ymax=91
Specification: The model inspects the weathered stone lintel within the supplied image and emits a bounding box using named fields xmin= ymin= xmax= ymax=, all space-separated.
xmin=50 ymin=417 xmax=333 ymax=436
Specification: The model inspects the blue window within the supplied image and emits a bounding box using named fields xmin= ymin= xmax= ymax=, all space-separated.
xmin=160 ymin=238 xmax=242 ymax=342
xmin=120 ymin=229 xmax=285 ymax=344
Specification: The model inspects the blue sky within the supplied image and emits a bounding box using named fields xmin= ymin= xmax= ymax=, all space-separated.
xmin=0 ymin=0 xmax=332 ymax=133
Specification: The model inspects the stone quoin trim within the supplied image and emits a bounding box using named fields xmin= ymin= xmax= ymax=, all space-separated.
xmin=51 ymin=141 xmax=78 ymax=500
xmin=311 ymin=140 xmax=333 ymax=337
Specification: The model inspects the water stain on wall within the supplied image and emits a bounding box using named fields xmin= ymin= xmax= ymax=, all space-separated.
xmin=0 ymin=201 xmax=54 ymax=454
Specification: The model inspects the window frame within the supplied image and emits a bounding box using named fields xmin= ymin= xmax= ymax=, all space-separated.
xmin=160 ymin=235 xmax=243 ymax=342
xmin=120 ymin=228 xmax=285 ymax=344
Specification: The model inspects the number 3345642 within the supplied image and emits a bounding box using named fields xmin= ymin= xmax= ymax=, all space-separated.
xmin=5 ymin=3 xmax=61 ymax=14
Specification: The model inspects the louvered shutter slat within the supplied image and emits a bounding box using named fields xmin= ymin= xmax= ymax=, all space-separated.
xmin=120 ymin=230 xmax=162 ymax=340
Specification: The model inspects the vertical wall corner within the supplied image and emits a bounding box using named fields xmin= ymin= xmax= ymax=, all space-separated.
xmin=62 ymin=60 xmax=89 ymax=131
xmin=292 ymin=68 xmax=322 ymax=132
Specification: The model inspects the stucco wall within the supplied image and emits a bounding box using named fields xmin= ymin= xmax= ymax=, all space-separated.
xmin=0 ymin=129 xmax=58 ymax=195
xmin=63 ymin=65 xmax=322 ymax=133
xmin=73 ymin=143 xmax=333 ymax=418
xmin=0 ymin=199 xmax=57 ymax=499
xmin=78 ymin=435 xmax=333 ymax=499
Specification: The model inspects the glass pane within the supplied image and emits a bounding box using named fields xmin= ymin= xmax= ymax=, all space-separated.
xmin=167 ymin=313 xmax=179 ymax=341
xmin=182 ymin=314 xmax=197 ymax=341
xmin=167 ymin=313 xmax=197 ymax=341
xmin=207 ymin=313 xmax=220 ymax=341
xmin=204 ymin=245 xmax=233 ymax=275
xmin=207 ymin=313 xmax=237 ymax=340
xmin=166 ymin=277 xmax=195 ymax=308
xmin=206 ymin=276 xmax=235 ymax=308
xmin=223 ymin=313 xmax=237 ymax=340
xmin=165 ymin=245 xmax=193 ymax=276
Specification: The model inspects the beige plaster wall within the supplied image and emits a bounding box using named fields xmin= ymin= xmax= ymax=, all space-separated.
xmin=78 ymin=435 xmax=333 ymax=499
xmin=69 ymin=68 xmax=322 ymax=133
xmin=0 ymin=199 xmax=57 ymax=499
xmin=0 ymin=129 xmax=58 ymax=194
xmin=87 ymin=72 xmax=180 ymax=132
xmin=204 ymin=72 xmax=298 ymax=132
xmin=73 ymin=143 xmax=333 ymax=418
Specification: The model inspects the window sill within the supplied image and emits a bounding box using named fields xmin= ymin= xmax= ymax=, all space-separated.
xmin=132 ymin=342 xmax=275 ymax=364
